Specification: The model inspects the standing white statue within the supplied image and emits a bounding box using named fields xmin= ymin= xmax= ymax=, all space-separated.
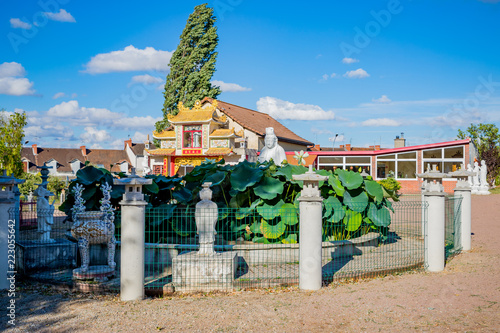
xmin=195 ymin=182 xmax=218 ymax=256
xmin=258 ymin=127 xmax=287 ymax=165
xmin=142 ymin=154 xmax=151 ymax=175
xmin=33 ymin=186 xmax=55 ymax=243
xmin=479 ymin=160 xmax=490 ymax=195
xmin=467 ymin=163 xmax=473 ymax=187
xmin=472 ymin=161 xmax=480 ymax=194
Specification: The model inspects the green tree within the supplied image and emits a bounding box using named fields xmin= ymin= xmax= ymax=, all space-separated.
xmin=18 ymin=172 xmax=42 ymax=197
xmin=0 ymin=109 xmax=27 ymax=177
xmin=155 ymin=3 xmax=221 ymax=132
xmin=458 ymin=123 xmax=500 ymax=185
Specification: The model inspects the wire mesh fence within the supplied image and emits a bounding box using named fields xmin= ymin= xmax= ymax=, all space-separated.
xmin=12 ymin=196 xmax=450 ymax=294
xmin=445 ymin=195 xmax=462 ymax=258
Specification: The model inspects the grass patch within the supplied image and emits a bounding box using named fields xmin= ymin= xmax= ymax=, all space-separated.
xmin=489 ymin=187 xmax=500 ymax=194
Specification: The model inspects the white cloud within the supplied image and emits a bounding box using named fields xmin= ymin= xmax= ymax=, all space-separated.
xmin=83 ymin=46 xmax=173 ymax=74
xmin=10 ymin=18 xmax=31 ymax=29
xmin=330 ymin=73 xmax=337 ymax=78
xmin=132 ymin=131 xmax=148 ymax=142
xmin=342 ymin=57 xmax=359 ymax=64
xmin=0 ymin=77 xmax=35 ymax=96
xmin=0 ymin=62 xmax=26 ymax=77
xmin=329 ymin=134 xmax=345 ymax=142
xmin=52 ymin=92 xmax=66 ymax=99
xmin=129 ymin=74 xmax=163 ymax=87
xmin=71 ymin=93 xmax=77 ymax=98
xmin=343 ymin=68 xmax=370 ymax=79
xmin=256 ymin=97 xmax=336 ymax=120
xmin=361 ymin=118 xmax=401 ymax=127
xmin=212 ymin=80 xmax=251 ymax=92
xmin=321 ymin=74 xmax=329 ymax=81
xmin=372 ymin=95 xmax=392 ymax=103
xmin=0 ymin=62 xmax=35 ymax=96
xmin=80 ymin=127 xmax=112 ymax=143
xmin=43 ymin=9 xmax=76 ymax=23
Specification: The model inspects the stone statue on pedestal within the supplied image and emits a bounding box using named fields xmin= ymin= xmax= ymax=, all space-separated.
xmin=258 ymin=127 xmax=287 ymax=165
xmin=479 ymin=160 xmax=490 ymax=195
xmin=195 ymin=182 xmax=218 ymax=256
xmin=34 ymin=186 xmax=55 ymax=243
xmin=467 ymin=163 xmax=473 ymax=187
xmin=472 ymin=161 xmax=480 ymax=194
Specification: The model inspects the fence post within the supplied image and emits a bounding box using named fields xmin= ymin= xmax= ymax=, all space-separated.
xmin=448 ymin=165 xmax=473 ymax=252
xmin=0 ymin=171 xmax=25 ymax=290
xmin=418 ymin=165 xmax=446 ymax=272
xmin=293 ymin=166 xmax=328 ymax=290
xmin=114 ymin=169 xmax=152 ymax=301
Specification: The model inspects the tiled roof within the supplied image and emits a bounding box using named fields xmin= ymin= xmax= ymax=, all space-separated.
xmin=130 ymin=142 xmax=156 ymax=155
xmin=167 ymin=100 xmax=219 ymax=123
xmin=210 ymin=128 xmax=235 ymax=137
xmin=21 ymin=147 xmax=131 ymax=173
xmin=153 ymin=130 xmax=176 ymax=139
xmin=202 ymin=98 xmax=313 ymax=146
xmin=147 ymin=148 xmax=176 ymax=156
xmin=204 ymin=148 xmax=233 ymax=156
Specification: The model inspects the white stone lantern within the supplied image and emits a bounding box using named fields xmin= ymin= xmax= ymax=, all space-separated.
xmin=114 ymin=168 xmax=152 ymax=201
xmin=417 ymin=164 xmax=446 ymax=194
xmin=0 ymin=170 xmax=19 ymax=200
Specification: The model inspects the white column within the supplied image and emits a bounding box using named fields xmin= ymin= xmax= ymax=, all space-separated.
xmin=298 ymin=197 xmax=323 ymax=290
xmin=455 ymin=189 xmax=471 ymax=251
xmin=0 ymin=199 xmax=15 ymax=290
xmin=424 ymin=193 xmax=445 ymax=272
xmin=119 ymin=200 xmax=147 ymax=301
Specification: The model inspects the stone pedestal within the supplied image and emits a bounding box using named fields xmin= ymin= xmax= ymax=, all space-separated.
xmin=172 ymin=251 xmax=237 ymax=292
xmin=73 ymin=265 xmax=115 ymax=280
xmin=293 ymin=166 xmax=328 ymax=291
xmin=16 ymin=239 xmax=77 ymax=275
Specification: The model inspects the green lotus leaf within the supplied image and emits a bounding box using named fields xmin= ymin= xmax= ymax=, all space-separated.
xmin=328 ymin=175 xmax=345 ymax=197
xmin=368 ymin=202 xmax=391 ymax=227
xmin=144 ymin=181 xmax=160 ymax=194
xmin=110 ymin=185 xmax=125 ymax=199
xmin=323 ymin=196 xmax=337 ymax=216
xmin=76 ymin=166 xmax=104 ymax=185
xmin=274 ymin=164 xmax=307 ymax=186
xmin=337 ymin=169 xmax=364 ymax=190
xmin=343 ymin=210 xmax=362 ymax=232
xmin=81 ymin=186 xmax=97 ymax=201
xmin=253 ymin=177 xmax=284 ymax=200
xmin=326 ymin=198 xmax=346 ymax=223
xmin=172 ymin=186 xmax=193 ymax=204
xmin=230 ymin=162 xmax=263 ymax=191
xmin=364 ymin=180 xmax=384 ymax=203
xmin=280 ymin=203 xmax=298 ymax=226
xmin=281 ymin=234 xmax=298 ymax=244
xmin=383 ymin=198 xmax=394 ymax=213
xmin=229 ymin=191 xmax=248 ymax=208
xmin=253 ymin=236 xmax=271 ymax=244
xmin=257 ymin=200 xmax=284 ymax=220
xmin=249 ymin=221 xmax=262 ymax=234
xmin=260 ymin=218 xmax=286 ymax=239
xmin=343 ymin=190 xmax=368 ymax=213
xmin=147 ymin=204 xmax=176 ymax=226
xmin=235 ymin=199 xmax=262 ymax=219
xmin=203 ymin=171 xmax=227 ymax=186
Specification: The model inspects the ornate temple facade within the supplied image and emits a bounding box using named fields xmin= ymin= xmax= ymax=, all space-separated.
xmin=147 ymin=98 xmax=313 ymax=176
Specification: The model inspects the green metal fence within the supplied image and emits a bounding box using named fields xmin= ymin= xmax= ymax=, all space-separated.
xmin=13 ymin=198 xmax=443 ymax=294
xmin=445 ymin=195 xmax=462 ymax=258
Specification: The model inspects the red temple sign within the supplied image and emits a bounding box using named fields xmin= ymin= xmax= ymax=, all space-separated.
xmin=182 ymin=149 xmax=202 ymax=155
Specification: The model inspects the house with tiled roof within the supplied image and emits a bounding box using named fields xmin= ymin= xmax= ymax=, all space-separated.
xmin=147 ymin=98 xmax=313 ymax=176
xmin=22 ymin=139 xmax=156 ymax=178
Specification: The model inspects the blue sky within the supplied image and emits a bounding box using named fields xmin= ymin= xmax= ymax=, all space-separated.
xmin=1 ymin=0 xmax=500 ymax=149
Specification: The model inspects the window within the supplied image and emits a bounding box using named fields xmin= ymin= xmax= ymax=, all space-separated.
xmin=183 ymin=125 xmax=202 ymax=148
xmin=376 ymin=152 xmax=417 ymax=179
xmin=422 ymin=145 xmax=465 ymax=175
xmin=317 ymin=156 xmax=371 ymax=175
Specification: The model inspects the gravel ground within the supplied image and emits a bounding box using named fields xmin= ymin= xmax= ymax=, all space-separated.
xmin=2 ymin=194 xmax=499 ymax=332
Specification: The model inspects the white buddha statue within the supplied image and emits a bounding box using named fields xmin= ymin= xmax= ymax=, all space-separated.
xmin=258 ymin=127 xmax=287 ymax=165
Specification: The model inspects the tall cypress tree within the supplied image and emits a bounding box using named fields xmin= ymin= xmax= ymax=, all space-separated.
xmin=156 ymin=3 xmax=221 ymax=132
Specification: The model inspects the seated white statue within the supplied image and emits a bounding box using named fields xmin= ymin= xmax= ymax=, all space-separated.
xmin=258 ymin=127 xmax=286 ymax=165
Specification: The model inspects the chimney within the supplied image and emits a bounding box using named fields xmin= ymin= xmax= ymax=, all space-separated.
xmin=339 ymin=144 xmax=344 ymax=150
xmin=31 ymin=144 xmax=38 ymax=155
xmin=80 ymin=145 xmax=87 ymax=157
xmin=124 ymin=138 xmax=132 ymax=149
xmin=394 ymin=132 xmax=406 ymax=148
xmin=375 ymin=145 xmax=381 ymax=151
xmin=345 ymin=144 xmax=351 ymax=151
xmin=145 ymin=134 xmax=150 ymax=150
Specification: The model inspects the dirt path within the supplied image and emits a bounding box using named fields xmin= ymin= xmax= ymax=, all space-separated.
xmin=2 ymin=195 xmax=500 ymax=332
